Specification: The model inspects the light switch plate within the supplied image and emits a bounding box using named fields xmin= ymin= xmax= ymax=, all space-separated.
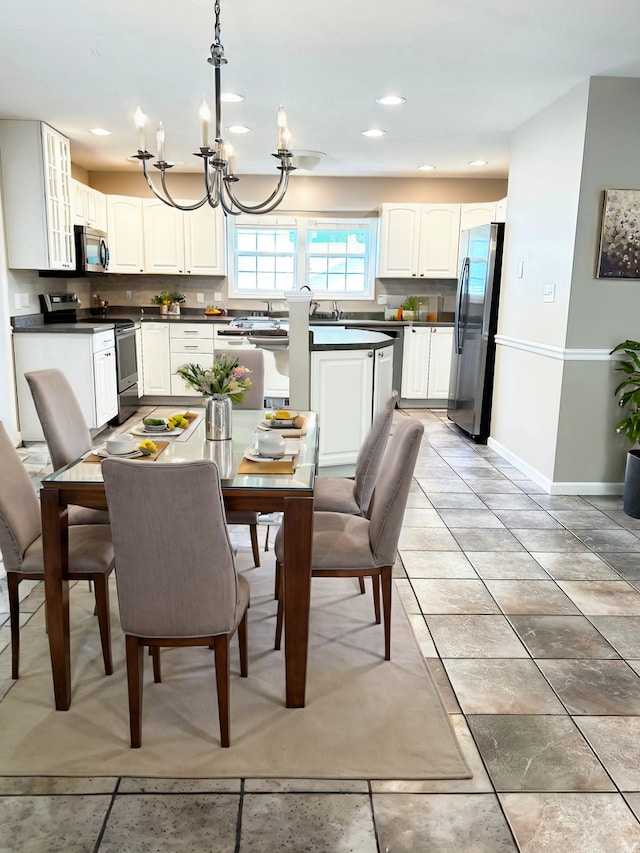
xmin=377 ymin=294 xmax=387 ymax=305
xmin=196 ymin=292 xmax=204 ymax=303
xmin=214 ymin=291 xmax=223 ymax=302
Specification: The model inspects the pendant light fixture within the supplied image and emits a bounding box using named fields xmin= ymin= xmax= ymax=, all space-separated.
xmin=131 ymin=0 xmax=295 ymax=215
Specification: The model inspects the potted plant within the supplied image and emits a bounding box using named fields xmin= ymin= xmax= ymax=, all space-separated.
xmin=401 ymin=296 xmax=419 ymax=321
xmin=151 ymin=291 xmax=186 ymax=315
xmin=611 ymin=339 xmax=640 ymax=517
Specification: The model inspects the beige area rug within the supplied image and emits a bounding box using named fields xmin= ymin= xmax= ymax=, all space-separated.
xmin=0 ymin=552 xmax=470 ymax=780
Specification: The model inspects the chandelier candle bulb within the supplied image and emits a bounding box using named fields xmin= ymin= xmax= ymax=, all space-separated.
xmin=199 ymin=99 xmax=211 ymax=148
xmin=277 ymin=106 xmax=289 ymax=149
xmin=224 ymin=142 xmax=235 ymax=174
xmin=156 ymin=122 xmax=165 ymax=161
xmin=134 ymin=105 xmax=147 ymax=151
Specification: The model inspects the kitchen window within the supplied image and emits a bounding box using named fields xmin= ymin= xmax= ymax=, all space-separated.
xmin=228 ymin=215 xmax=376 ymax=299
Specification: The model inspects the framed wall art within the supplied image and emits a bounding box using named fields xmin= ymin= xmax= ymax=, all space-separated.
xmin=597 ymin=189 xmax=640 ymax=278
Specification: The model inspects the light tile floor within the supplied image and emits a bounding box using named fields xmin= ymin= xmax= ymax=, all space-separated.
xmin=2 ymin=408 xmax=640 ymax=850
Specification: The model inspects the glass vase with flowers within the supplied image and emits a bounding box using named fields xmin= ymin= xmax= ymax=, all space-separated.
xmin=176 ymin=355 xmax=252 ymax=440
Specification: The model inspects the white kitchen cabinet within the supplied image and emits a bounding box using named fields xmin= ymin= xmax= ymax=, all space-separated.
xmin=377 ymin=203 xmax=461 ymax=278
xmin=0 ymin=120 xmax=75 ymax=270
xmin=460 ymin=202 xmax=497 ymax=231
xmin=73 ymin=180 xmax=108 ymax=232
xmin=140 ymin=323 xmax=171 ymax=395
xmin=311 ymin=342 xmax=394 ymax=466
xmin=13 ymin=328 xmax=117 ymax=441
xmin=494 ymin=197 xmax=508 ymax=222
xmin=142 ymin=199 xmax=226 ymax=276
xmin=142 ymin=200 xmax=185 ymax=274
xmin=184 ymin=204 xmax=226 ymax=275
xmin=169 ymin=323 xmax=215 ymax=396
xmin=427 ymin=326 xmax=454 ymax=399
xmin=401 ymin=326 xmax=453 ymax=401
xmin=107 ymin=196 xmax=145 ymax=273
xmin=372 ymin=344 xmax=394 ymax=417
xmin=93 ymin=346 xmax=118 ymax=426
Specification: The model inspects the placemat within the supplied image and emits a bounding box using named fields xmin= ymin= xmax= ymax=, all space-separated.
xmin=237 ymin=456 xmax=295 ymax=474
xmin=83 ymin=441 xmax=169 ymax=463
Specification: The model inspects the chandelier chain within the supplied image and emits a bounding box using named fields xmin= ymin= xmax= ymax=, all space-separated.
xmin=131 ymin=0 xmax=296 ymax=215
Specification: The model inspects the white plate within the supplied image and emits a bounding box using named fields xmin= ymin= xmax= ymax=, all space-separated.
xmin=93 ymin=445 xmax=143 ymax=459
xmin=244 ymin=448 xmax=291 ymax=462
xmin=260 ymin=415 xmax=300 ymax=430
xmin=130 ymin=424 xmax=183 ymax=436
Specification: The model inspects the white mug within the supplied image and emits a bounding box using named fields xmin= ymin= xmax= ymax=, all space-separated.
xmin=256 ymin=431 xmax=286 ymax=459
xmin=105 ymin=435 xmax=136 ymax=455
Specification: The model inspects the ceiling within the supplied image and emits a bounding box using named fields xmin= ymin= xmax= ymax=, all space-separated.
xmin=2 ymin=0 xmax=640 ymax=180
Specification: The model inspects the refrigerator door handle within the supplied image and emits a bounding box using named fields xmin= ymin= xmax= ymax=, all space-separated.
xmin=454 ymin=257 xmax=469 ymax=354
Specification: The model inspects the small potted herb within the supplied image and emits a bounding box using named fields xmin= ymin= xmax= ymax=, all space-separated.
xmin=401 ymin=296 xmax=419 ymax=321
xmin=151 ymin=291 xmax=186 ymax=315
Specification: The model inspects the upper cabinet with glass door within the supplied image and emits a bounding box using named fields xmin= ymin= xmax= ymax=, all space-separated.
xmin=0 ymin=120 xmax=75 ymax=270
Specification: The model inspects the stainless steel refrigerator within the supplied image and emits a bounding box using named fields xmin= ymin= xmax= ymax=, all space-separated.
xmin=447 ymin=221 xmax=505 ymax=442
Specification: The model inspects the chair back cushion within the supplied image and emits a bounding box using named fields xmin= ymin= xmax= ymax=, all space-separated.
xmin=367 ymin=416 xmax=424 ymax=566
xmin=215 ymin=348 xmax=265 ymax=410
xmin=353 ymin=392 xmax=397 ymax=516
xmin=25 ymin=369 xmax=92 ymax=469
xmin=102 ymin=458 xmax=240 ymax=637
xmin=0 ymin=422 xmax=41 ymax=572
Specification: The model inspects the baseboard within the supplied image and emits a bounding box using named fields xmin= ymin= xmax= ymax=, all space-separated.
xmin=487 ymin=437 xmax=624 ymax=496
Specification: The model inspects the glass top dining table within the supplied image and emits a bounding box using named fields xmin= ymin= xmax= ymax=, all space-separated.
xmin=39 ymin=407 xmax=318 ymax=711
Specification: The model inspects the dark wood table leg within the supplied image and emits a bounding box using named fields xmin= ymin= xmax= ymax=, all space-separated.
xmin=41 ymin=488 xmax=71 ymax=710
xmin=282 ymin=495 xmax=314 ymax=708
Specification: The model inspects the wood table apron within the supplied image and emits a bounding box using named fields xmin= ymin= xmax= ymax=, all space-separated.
xmin=40 ymin=418 xmax=316 ymax=712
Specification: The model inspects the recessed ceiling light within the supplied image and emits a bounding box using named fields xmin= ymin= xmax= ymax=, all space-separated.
xmin=361 ymin=129 xmax=385 ymax=138
xmin=221 ymin=93 xmax=245 ymax=103
xmin=90 ymin=128 xmax=112 ymax=136
xmin=469 ymin=159 xmax=488 ymax=166
xmin=418 ymin=164 xmax=436 ymax=171
xmin=228 ymin=125 xmax=250 ymax=134
xmin=376 ymin=96 xmax=406 ymax=106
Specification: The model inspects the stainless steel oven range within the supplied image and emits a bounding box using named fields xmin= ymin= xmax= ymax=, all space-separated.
xmin=39 ymin=292 xmax=139 ymax=425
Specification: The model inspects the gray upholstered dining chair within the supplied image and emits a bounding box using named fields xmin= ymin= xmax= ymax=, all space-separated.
xmin=0 ymin=421 xmax=114 ymax=680
xmin=102 ymin=457 xmax=250 ymax=748
xmin=314 ymin=391 xmax=398 ymax=517
xmin=25 ymin=368 xmax=110 ymax=525
xmin=215 ymin=348 xmax=265 ymax=567
xmin=311 ymin=391 xmax=397 ymax=598
xmin=274 ymin=415 xmax=424 ymax=660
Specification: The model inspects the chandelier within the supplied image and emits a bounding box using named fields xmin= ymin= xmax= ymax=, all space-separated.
xmin=131 ymin=0 xmax=295 ymax=215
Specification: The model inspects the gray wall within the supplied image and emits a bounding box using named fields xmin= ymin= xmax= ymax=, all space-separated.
xmin=491 ymin=76 xmax=640 ymax=493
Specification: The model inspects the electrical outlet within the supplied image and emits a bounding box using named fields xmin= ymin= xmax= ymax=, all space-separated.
xmin=377 ymin=294 xmax=387 ymax=305
xmin=126 ymin=290 xmax=132 ymax=301
xmin=196 ymin=292 xmax=204 ymax=303
xmin=14 ymin=293 xmax=29 ymax=309
xmin=543 ymin=284 xmax=555 ymax=303
xmin=214 ymin=291 xmax=223 ymax=302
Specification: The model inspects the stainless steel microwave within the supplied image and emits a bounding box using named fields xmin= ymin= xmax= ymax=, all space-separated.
xmin=75 ymin=225 xmax=109 ymax=273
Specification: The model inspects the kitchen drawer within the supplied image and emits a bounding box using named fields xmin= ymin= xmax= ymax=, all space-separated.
xmin=170 ymin=339 xmax=214 ymax=355
xmin=169 ymin=323 xmax=214 ymax=342
xmin=92 ymin=329 xmax=116 ymax=354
